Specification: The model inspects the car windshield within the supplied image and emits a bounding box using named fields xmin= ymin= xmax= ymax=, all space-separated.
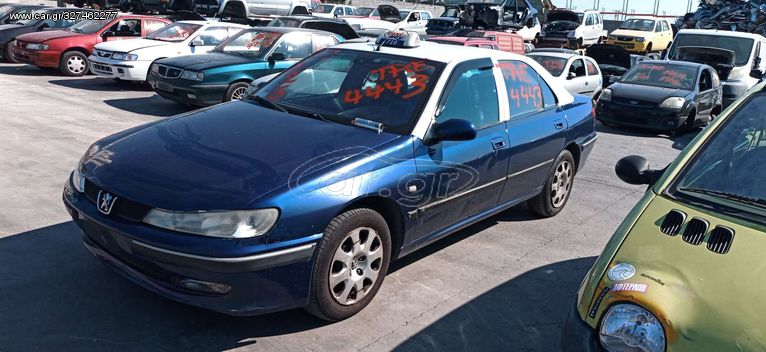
xmin=619 ymin=19 xmax=655 ymax=31
xmin=313 ymin=4 xmax=334 ymax=13
xmin=68 ymin=19 xmax=109 ymax=34
xmin=13 ymin=8 xmax=47 ymax=25
xmin=669 ymin=93 xmax=766 ymax=222
xmin=669 ymin=34 xmax=754 ymax=66
xmin=214 ymin=30 xmax=281 ymax=58
xmin=356 ymin=7 xmax=373 ymax=16
xmin=251 ymin=48 xmax=444 ymax=135
xmin=529 ymin=55 xmax=568 ymax=76
xmin=620 ymin=63 xmax=697 ymax=90
xmin=146 ymin=22 xmax=201 ymax=42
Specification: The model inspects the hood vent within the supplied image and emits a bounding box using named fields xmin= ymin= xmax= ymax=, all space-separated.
xmin=682 ymin=218 xmax=708 ymax=245
xmin=660 ymin=210 xmax=686 ymax=236
xmin=707 ymin=226 xmax=735 ymax=254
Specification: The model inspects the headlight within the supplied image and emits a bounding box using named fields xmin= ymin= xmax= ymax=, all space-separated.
xmin=143 ymin=208 xmax=279 ymax=238
xmin=659 ymin=97 xmax=685 ymax=109
xmin=71 ymin=166 xmax=85 ymax=193
xmin=111 ymin=53 xmax=138 ymax=61
xmin=635 ymin=37 xmax=645 ymax=42
xmin=600 ymin=89 xmax=612 ymax=102
xmin=180 ymin=70 xmax=204 ymax=81
xmin=600 ymin=304 xmax=665 ymax=352
xmin=567 ymin=31 xmax=576 ymax=38
xmin=151 ymin=63 xmax=159 ymax=74
xmin=26 ymin=43 xmax=48 ymax=50
xmin=608 ymin=35 xmax=616 ymax=40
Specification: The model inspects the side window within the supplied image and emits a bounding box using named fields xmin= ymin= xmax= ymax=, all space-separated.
xmin=110 ymin=19 xmax=141 ymax=37
xmin=313 ymin=34 xmax=338 ymax=51
xmin=144 ymin=19 xmax=167 ymax=34
xmin=586 ymin=60 xmax=599 ymax=76
xmin=344 ymin=7 xmax=353 ymax=15
xmin=585 ymin=14 xmax=594 ymax=26
xmin=569 ymin=59 xmax=586 ymax=78
xmin=273 ymin=33 xmax=312 ymax=59
xmin=497 ymin=61 xmax=546 ymax=117
xmin=540 ymin=77 xmax=557 ymax=109
xmin=699 ymin=69 xmax=713 ymax=91
xmin=437 ymin=65 xmax=499 ymax=129
xmin=197 ymin=27 xmax=230 ymax=46
xmin=711 ymin=69 xmax=720 ymax=88
xmin=422 ymin=12 xmax=431 ymax=20
xmin=334 ymin=7 xmax=343 ymax=16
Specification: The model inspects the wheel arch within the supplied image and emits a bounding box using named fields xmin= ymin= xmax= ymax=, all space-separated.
xmin=565 ymin=142 xmax=581 ymax=173
xmin=338 ymin=196 xmax=405 ymax=260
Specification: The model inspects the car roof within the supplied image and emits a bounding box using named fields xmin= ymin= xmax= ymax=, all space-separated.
xmin=241 ymin=26 xmax=333 ymax=35
xmin=641 ymin=59 xmax=707 ymax=68
xmin=677 ymin=29 xmax=766 ymax=40
xmin=276 ymin=15 xmax=349 ymax=23
xmin=528 ymin=51 xmax=577 ymax=59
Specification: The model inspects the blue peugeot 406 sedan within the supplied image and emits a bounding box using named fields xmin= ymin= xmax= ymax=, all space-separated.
xmin=63 ymin=31 xmax=597 ymax=321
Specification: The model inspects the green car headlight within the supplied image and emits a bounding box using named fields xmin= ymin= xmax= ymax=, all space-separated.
xmin=143 ymin=208 xmax=279 ymax=238
xmin=599 ymin=304 xmax=665 ymax=352
xmin=180 ymin=70 xmax=204 ymax=81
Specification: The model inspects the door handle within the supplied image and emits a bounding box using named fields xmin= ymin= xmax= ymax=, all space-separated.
xmin=491 ymin=138 xmax=507 ymax=150
xmin=554 ymin=121 xmax=565 ymax=130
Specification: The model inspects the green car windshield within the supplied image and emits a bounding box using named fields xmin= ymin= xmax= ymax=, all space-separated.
xmin=214 ymin=30 xmax=282 ymax=58
xmin=251 ymin=48 xmax=444 ymax=135
xmin=669 ymin=92 xmax=766 ymax=222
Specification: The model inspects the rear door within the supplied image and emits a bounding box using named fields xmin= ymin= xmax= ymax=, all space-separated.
xmin=496 ymin=60 xmax=568 ymax=203
xmin=696 ymin=67 xmax=715 ymax=119
xmin=584 ymin=58 xmax=601 ymax=97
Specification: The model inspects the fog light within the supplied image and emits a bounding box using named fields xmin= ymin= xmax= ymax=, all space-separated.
xmin=174 ymin=278 xmax=231 ymax=294
xmin=117 ymin=68 xmax=124 ymax=74
xmin=186 ymin=93 xmax=197 ymax=100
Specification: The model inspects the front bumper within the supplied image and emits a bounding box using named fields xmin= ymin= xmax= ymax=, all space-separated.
xmin=11 ymin=47 xmax=60 ymax=68
xmin=89 ymin=56 xmax=151 ymax=81
xmin=149 ymin=74 xmax=228 ymax=106
xmin=605 ymin=39 xmax=647 ymax=53
xmin=561 ymin=302 xmax=604 ymax=352
xmin=62 ymin=176 xmax=319 ymax=316
xmin=597 ymin=101 xmax=687 ymax=131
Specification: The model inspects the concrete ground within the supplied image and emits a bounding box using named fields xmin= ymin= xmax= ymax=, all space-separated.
xmin=0 ymin=63 xmax=695 ymax=351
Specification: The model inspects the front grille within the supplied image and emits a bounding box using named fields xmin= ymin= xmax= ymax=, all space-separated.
xmin=612 ymin=97 xmax=656 ymax=108
xmin=707 ymin=226 xmax=734 ymax=254
xmin=95 ymin=50 xmax=112 ymax=58
xmin=660 ymin=210 xmax=686 ymax=236
xmin=84 ymin=179 xmax=152 ymax=222
xmin=682 ymin=218 xmax=708 ymax=245
xmin=616 ymin=36 xmax=634 ymax=41
xmin=157 ymin=64 xmax=182 ymax=78
xmin=92 ymin=63 xmax=112 ymax=72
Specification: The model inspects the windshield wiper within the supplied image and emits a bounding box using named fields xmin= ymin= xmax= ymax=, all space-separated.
xmin=680 ymin=187 xmax=766 ymax=208
xmin=250 ymin=95 xmax=288 ymax=113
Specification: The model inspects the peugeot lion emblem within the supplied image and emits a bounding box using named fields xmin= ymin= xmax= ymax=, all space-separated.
xmin=97 ymin=190 xmax=118 ymax=215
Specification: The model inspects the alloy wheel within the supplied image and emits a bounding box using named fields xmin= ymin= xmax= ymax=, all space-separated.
xmin=550 ymin=160 xmax=573 ymax=208
xmin=329 ymin=227 xmax=383 ymax=305
xmin=231 ymin=86 xmax=248 ymax=101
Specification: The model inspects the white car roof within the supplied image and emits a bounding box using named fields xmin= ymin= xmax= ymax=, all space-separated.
xmin=527 ymin=52 xmax=576 ymax=59
xmin=677 ymin=29 xmax=766 ymax=40
xmin=176 ymin=20 xmax=248 ymax=28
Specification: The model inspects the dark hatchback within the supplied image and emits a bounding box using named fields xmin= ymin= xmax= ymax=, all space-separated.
xmin=0 ymin=7 xmax=92 ymax=62
xmin=150 ymin=27 xmax=342 ymax=105
xmin=597 ymin=60 xmax=723 ymax=132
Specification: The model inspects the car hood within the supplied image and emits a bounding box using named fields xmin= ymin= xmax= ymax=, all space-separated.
xmin=547 ymin=10 xmax=579 ymax=24
xmin=376 ymin=4 xmax=400 ymax=22
xmin=461 ymin=0 xmax=537 ymax=30
xmin=611 ymin=29 xmax=653 ymax=38
xmin=594 ymin=195 xmax=766 ymax=350
xmin=610 ymin=82 xmax=690 ymax=104
xmin=96 ymin=38 xmax=169 ymax=53
xmin=677 ymin=46 xmax=735 ymax=80
xmin=16 ymin=29 xmax=83 ymax=43
xmin=587 ymin=44 xmax=631 ymax=69
xmin=83 ymin=102 xmax=402 ymax=211
xmin=157 ymin=52 xmax=257 ymax=71
xmin=0 ymin=23 xmax=31 ymax=40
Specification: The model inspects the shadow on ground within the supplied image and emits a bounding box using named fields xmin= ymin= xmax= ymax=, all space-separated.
xmin=0 ymin=63 xmax=57 ymax=76
xmin=103 ymin=96 xmax=194 ymax=117
xmin=596 ymin=121 xmax=699 ymax=151
xmin=49 ymin=77 xmax=154 ymax=92
xmin=394 ymin=256 xmax=596 ymax=352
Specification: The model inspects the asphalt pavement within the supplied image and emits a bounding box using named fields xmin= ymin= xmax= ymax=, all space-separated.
xmin=0 ymin=63 xmax=696 ymax=351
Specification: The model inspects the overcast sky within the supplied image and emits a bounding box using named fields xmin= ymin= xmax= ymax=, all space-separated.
xmin=550 ymin=0 xmax=693 ymax=16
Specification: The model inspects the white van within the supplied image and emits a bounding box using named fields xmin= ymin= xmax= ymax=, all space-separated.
xmin=666 ymin=29 xmax=766 ymax=108
xmin=541 ymin=9 xmax=604 ymax=49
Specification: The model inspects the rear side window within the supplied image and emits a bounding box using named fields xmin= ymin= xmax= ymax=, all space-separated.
xmin=344 ymin=7 xmax=353 ymax=15
xmin=497 ymin=61 xmax=546 ymax=118
xmin=586 ymin=60 xmax=599 ymax=75
xmin=422 ymin=12 xmax=431 ymax=20
xmin=197 ymin=27 xmax=230 ymax=46
xmin=109 ymin=19 xmax=141 ymax=36
xmin=273 ymin=33 xmax=312 ymax=59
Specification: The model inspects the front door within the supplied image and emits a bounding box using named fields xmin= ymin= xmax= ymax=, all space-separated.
xmin=564 ymin=58 xmax=590 ymax=94
xmin=412 ymin=58 xmax=510 ymax=240
xmin=696 ymin=68 xmax=715 ymax=120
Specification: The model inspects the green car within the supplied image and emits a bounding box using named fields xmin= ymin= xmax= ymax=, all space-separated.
xmin=149 ymin=27 xmax=342 ymax=105
xmin=562 ymin=81 xmax=766 ymax=351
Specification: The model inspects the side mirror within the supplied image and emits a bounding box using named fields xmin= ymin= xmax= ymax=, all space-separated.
xmin=567 ymin=72 xmax=577 ymax=80
xmin=427 ymin=119 xmax=477 ymax=145
xmin=102 ymin=31 xmax=115 ymax=38
xmin=615 ymin=155 xmax=658 ymax=185
xmin=190 ymin=38 xmax=204 ymax=47
xmin=750 ymin=69 xmax=764 ymax=80
xmin=268 ymin=52 xmax=286 ymax=63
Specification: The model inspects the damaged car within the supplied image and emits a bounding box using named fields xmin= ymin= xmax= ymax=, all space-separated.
xmin=540 ymin=9 xmax=604 ymax=49
xmin=459 ymin=0 xmax=538 ymax=31
xmin=562 ymin=80 xmax=766 ymax=352
xmin=586 ymin=43 xmax=637 ymax=89
xmin=425 ymin=0 xmax=464 ymax=35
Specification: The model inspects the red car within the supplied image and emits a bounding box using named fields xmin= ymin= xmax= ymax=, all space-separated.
xmin=12 ymin=15 xmax=170 ymax=76
xmin=428 ymin=36 xmax=502 ymax=50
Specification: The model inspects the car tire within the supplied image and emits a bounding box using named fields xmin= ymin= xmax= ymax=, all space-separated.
xmin=4 ymin=41 xmax=17 ymax=63
xmin=528 ymin=150 xmax=575 ymax=218
xmin=306 ymin=208 xmax=392 ymax=322
xmin=225 ymin=82 xmax=251 ymax=101
xmin=645 ymin=43 xmax=653 ymax=55
xmin=59 ymin=51 xmax=89 ymax=76
xmin=683 ymin=109 xmax=697 ymax=131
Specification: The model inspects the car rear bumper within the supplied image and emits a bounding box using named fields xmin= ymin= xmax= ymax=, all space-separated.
xmin=596 ymin=101 xmax=687 ymax=131
xmin=62 ymin=176 xmax=319 ymax=316
xmin=561 ymin=302 xmax=605 ymax=352
xmin=89 ymin=56 xmax=151 ymax=81
xmin=11 ymin=47 xmax=60 ymax=68
xmin=149 ymin=75 xmax=228 ymax=106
